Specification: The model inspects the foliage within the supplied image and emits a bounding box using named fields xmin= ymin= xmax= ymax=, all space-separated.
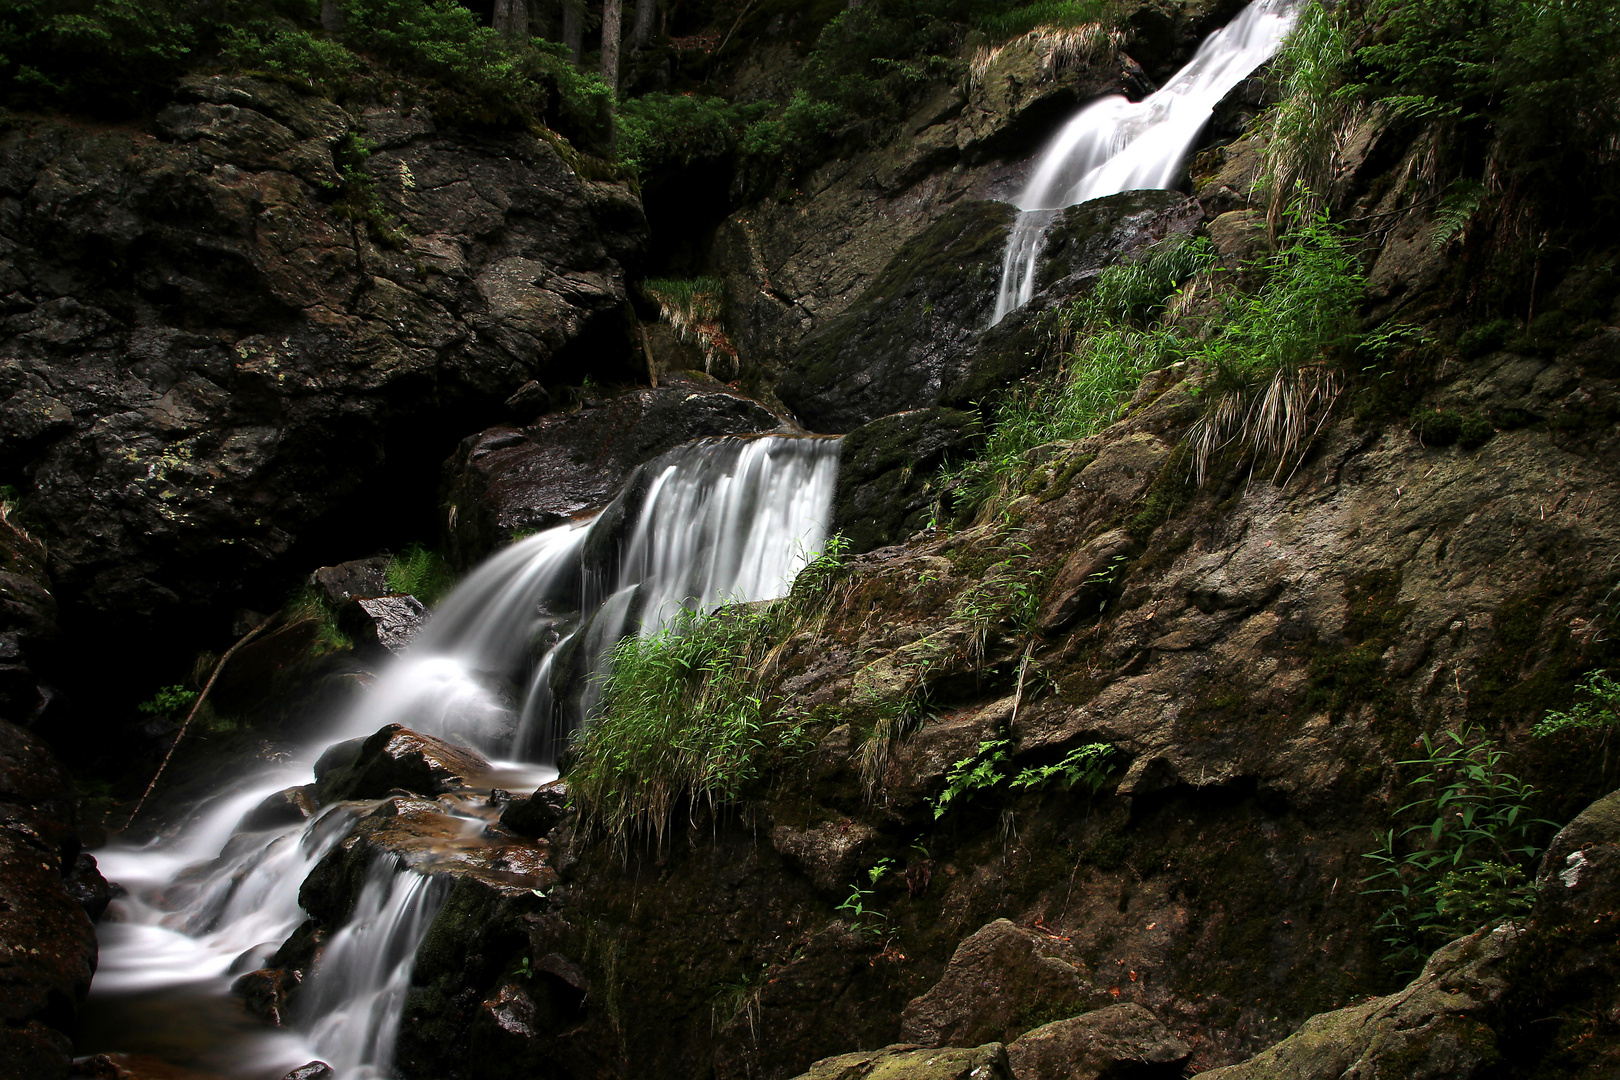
xmin=384 ymin=543 xmax=455 ymax=605
xmin=218 ymin=23 xmax=364 ymax=89
xmin=1362 ymin=725 xmax=1551 ymax=974
xmin=932 ymin=738 xmax=1114 ymax=818
xmin=616 ymin=92 xmax=769 ymax=179
xmin=567 ymin=605 xmax=811 ymax=851
xmin=943 ymin=237 xmax=1211 ymax=518
xmin=137 ymin=684 xmax=197 ymax=717
xmin=285 ymin=585 xmax=354 ymax=654
xmin=1534 ymin=668 xmax=1620 ymax=778
xmin=971 ymin=0 xmax=1109 ymax=39
xmin=1256 ymin=1 xmax=1358 ymax=226
xmin=836 ymin=858 xmax=894 ymax=938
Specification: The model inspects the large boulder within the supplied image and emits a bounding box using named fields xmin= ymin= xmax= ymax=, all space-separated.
xmin=901 ymin=919 xmax=1108 ymax=1047
xmin=790 ymin=1043 xmax=1013 ymax=1080
xmin=1005 ymin=1004 xmax=1190 ymax=1080
xmin=441 ymin=373 xmax=786 ymax=566
xmin=0 ymin=73 xmax=645 ymax=681
xmin=0 ymin=718 xmax=97 ymax=1079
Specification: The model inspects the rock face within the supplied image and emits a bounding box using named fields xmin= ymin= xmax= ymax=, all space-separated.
xmin=0 ymin=74 xmax=645 ymax=640
xmin=830 ymin=409 xmax=982 ymax=554
xmin=0 ymin=718 xmax=97 ymax=1079
xmin=0 ymin=505 xmax=55 ymax=728
xmin=1004 ymin=1005 xmax=1191 ymax=1080
xmin=441 ymin=374 xmax=786 ymax=565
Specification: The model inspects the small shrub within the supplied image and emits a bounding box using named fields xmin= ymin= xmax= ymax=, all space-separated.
xmin=137 ymin=684 xmax=197 ymax=717
xmin=836 ymin=858 xmax=895 ymax=938
xmin=1361 ymin=725 xmax=1551 ymax=975
xmin=616 ymin=92 xmax=768 ymax=180
xmin=1534 ymin=668 xmax=1620 ymax=778
xmin=218 ymin=24 xmax=365 ymax=90
xmin=932 ymin=738 xmax=1114 ymax=818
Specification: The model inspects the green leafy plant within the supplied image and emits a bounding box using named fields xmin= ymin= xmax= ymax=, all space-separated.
xmin=384 ymin=543 xmax=455 ymax=605
xmin=1534 ymin=668 xmax=1620 ymax=777
xmin=836 ymin=858 xmax=895 ymax=938
xmin=932 ymin=738 xmax=1114 ymax=818
xmin=1361 ymin=725 xmax=1552 ymax=974
xmin=137 ymin=684 xmax=197 ymax=717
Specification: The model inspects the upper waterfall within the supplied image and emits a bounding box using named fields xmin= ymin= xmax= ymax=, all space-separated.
xmin=991 ymin=0 xmax=1300 ymax=322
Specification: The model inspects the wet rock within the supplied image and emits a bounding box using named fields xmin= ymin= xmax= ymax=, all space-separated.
xmin=0 ymin=505 xmax=56 ymax=727
xmin=282 ymin=1064 xmax=333 ymax=1080
xmin=0 ymin=719 xmax=95 ymax=1080
xmin=498 ymin=780 xmax=571 ymax=838
xmin=1193 ymin=925 xmax=1516 ymax=1080
xmin=900 ymin=919 xmax=1106 ymax=1047
xmin=1005 ymin=1003 xmax=1190 ymax=1080
xmin=310 ymin=558 xmax=392 ymax=606
xmin=338 ymin=594 xmax=428 ymax=653
xmin=62 ymin=850 xmax=116 ymax=922
xmin=233 ymin=967 xmax=301 ymax=1026
xmin=1038 ymin=528 xmax=1134 ymax=633
xmin=789 ymin=1043 xmax=1013 ymax=1080
xmin=830 ymin=408 xmax=982 ymax=553
xmin=315 ymin=724 xmax=490 ymax=803
xmin=441 ymin=373 xmax=785 ymax=566
xmin=240 ymin=785 xmax=320 ymax=831
xmin=777 ymin=201 xmax=1016 ymax=432
xmin=0 ymin=77 xmax=646 ymax=667
xmin=770 ymin=820 xmax=880 ymax=893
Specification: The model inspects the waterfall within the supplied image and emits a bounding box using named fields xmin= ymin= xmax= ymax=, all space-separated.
xmin=990 ymin=0 xmax=1300 ymax=322
xmin=85 ymin=432 xmax=840 ymax=1079
xmin=302 ymin=860 xmax=450 ymax=1080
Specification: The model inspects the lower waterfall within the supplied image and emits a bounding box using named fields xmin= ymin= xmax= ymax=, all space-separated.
xmin=84 ymin=433 xmax=841 ymax=1079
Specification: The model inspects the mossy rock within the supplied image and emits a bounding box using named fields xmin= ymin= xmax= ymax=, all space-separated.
xmin=777 ymin=200 xmax=1016 ymax=433
xmin=830 ymin=407 xmax=983 ymax=553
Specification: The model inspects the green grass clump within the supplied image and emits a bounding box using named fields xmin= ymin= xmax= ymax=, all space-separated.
xmin=944 ymin=237 xmax=1212 ymax=517
xmin=285 ymin=586 xmax=354 ymax=654
xmin=567 ymin=605 xmax=810 ymax=852
xmin=971 ymin=0 xmax=1109 ymax=39
xmin=642 ymin=276 xmax=736 ymax=374
xmin=384 ymin=543 xmax=455 ymax=605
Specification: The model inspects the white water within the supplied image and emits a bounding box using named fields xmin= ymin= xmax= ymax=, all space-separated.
xmin=990 ymin=0 xmax=1299 ymax=322
xmin=86 ymin=432 xmax=840 ymax=1079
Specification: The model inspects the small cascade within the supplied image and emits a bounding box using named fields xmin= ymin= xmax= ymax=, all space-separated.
xmin=86 ymin=431 xmax=840 ymax=1079
xmin=302 ymin=861 xmax=450 ymax=1080
xmin=991 ymin=0 xmax=1299 ymax=322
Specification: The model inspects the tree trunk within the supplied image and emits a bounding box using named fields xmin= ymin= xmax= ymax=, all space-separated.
xmin=563 ymin=0 xmax=585 ymax=63
xmin=600 ymin=0 xmax=623 ymax=95
xmin=320 ymin=0 xmax=345 ymax=32
xmin=631 ymin=0 xmax=656 ymax=49
xmin=493 ymin=0 xmax=531 ymax=38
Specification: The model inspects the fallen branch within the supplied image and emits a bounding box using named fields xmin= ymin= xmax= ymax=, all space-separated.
xmin=124 ymin=618 xmax=274 ymax=829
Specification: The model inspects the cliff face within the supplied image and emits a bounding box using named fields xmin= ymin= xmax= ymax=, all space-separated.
xmin=0 ymin=73 xmax=645 ymax=656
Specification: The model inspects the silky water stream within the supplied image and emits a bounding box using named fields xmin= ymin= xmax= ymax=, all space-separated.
xmin=991 ymin=0 xmax=1301 ymax=322
xmin=81 ymin=434 xmax=841 ymax=1079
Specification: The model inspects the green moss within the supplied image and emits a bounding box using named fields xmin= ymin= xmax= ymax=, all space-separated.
xmin=1126 ymin=444 xmax=1195 ymax=539
xmin=1304 ymin=569 xmax=1413 ymax=718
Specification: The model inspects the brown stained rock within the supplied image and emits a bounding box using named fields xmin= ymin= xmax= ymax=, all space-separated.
xmin=1038 ymin=528 xmax=1133 ymax=633
xmin=441 ymin=373 xmax=786 ymax=565
xmin=232 ymin=967 xmax=301 ymax=1026
xmin=901 ymin=920 xmax=1107 ymax=1048
xmin=315 ymin=724 xmax=490 ymax=803
xmin=1005 ymin=1003 xmax=1190 ymax=1080
xmin=0 ymin=720 xmax=95 ymax=1080
xmin=240 ymin=785 xmax=319 ymax=832
xmin=499 ymin=779 xmax=571 ymax=839
xmin=770 ymin=820 xmax=880 ymax=892
xmin=1193 ymin=925 xmax=1517 ymax=1080
xmin=790 ymin=1043 xmax=1013 ymax=1080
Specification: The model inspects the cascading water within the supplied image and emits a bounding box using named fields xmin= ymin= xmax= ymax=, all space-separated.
xmin=84 ymin=432 xmax=840 ymax=1079
xmin=990 ymin=0 xmax=1300 ymax=323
